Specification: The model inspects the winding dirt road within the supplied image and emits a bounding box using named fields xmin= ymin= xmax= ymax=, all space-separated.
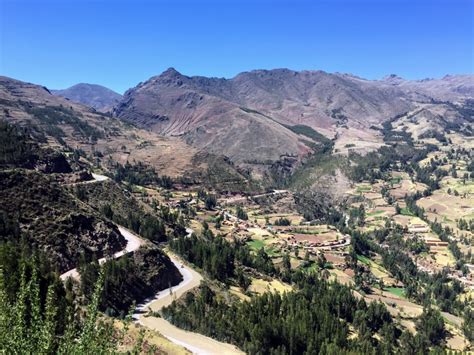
xmin=63 ymin=172 xmax=242 ymax=353
xmin=134 ymin=253 xmax=244 ymax=355
xmin=60 ymin=226 xmax=144 ymax=280
xmin=61 ymin=172 xmax=144 ymax=280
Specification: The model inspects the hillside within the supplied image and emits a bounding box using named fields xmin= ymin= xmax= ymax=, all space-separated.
xmin=0 ymin=76 xmax=252 ymax=188
xmin=2 ymin=73 xmax=471 ymax=189
xmin=0 ymin=170 xmax=127 ymax=273
xmin=382 ymin=74 xmax=474 ymax=102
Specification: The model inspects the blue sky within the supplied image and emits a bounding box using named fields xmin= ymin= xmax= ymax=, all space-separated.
xmin=1 ymin=0 xmax=472 ymax=93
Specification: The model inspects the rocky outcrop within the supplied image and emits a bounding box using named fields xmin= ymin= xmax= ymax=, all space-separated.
xmin=35 ymin=150 xmax=72 ymax=174
xmin=99 ymin=245 xmax=183 ymax=314
xmin=132 ymin=245 xmax=183 ymax=292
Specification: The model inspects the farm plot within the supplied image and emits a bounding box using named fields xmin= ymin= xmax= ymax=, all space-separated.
xmin=249 ymin=278 xmax=292 ymax=295
xmin=389 ymin=179 xmax=428 ymax=200
xmin=418 ymin=190 xmax=474 ymax=238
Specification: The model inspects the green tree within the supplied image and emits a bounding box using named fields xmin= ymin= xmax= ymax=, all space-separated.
xmin=236 ymin=206 xmax=248 ymax=220
xmin=463 ymin=308 xmax=474 ymax=343
xmin=415 ymin=307 xmax=446 ymax=347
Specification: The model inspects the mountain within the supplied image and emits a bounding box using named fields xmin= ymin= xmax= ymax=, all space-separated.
xmin=113 ymin=68 xmax=316 ymax=166
xmin=0 ymin=76 xmax=258 ymax=191
xmin=53 ymin=83 xmax=122 ymax=112
xmin=114 ymin=68 xmax=473 ymax=161
xmin=2 ymin=71 xmax=472 ymax=187
xmin=0 ymin=76 xmax=200 ymax=177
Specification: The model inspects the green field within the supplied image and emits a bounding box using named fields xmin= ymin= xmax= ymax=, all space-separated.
xmin=384 ymin=287 xmax=406 ymax=298
xmin=265 ymin=246 xmax=281 ymax=257
xmin=367 ymin=210 xmax=384 ymax=217
xmin=400 ymin=207 xmax=414 ymax=216
xmin=357 ymin=255 xmax=371 ymax=265
xmin=389 ymin=176 xmax=402 ymax=184
xmin=356 ymin=185 xmax=372 ymax=193
xmin=301 ymin=261 xmax=318 ymax=273
xmin=247 ymin=239 xmax=264 ymax=250
xmin=247 ymin=239 xmax=280 ymax=256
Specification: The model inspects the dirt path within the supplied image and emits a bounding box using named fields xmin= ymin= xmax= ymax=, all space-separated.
xmin=60 ymin=226 xmax=144 ymax=280
xmin=135 ymin=253 xmax=244 ymax=355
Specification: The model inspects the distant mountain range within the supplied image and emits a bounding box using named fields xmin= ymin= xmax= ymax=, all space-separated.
xmin=53 ymin=83 xmax=122 ymax=112
xmin=2 ymin=69 xmax=473 ymax=182
xmin=113 ymin=68 xmax=473 ymax=161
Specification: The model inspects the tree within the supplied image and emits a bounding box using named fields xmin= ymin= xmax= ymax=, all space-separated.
xmin=317 ymin=254 xmax=327 ymax=269
xmin=395 ymin=204 xmax=401 ymax=214
xmin=162 ymin=273 xmax=397 ymax=354
xmin=0 ymin=259 xmax=137 ymax=353
xmin=463 ymin=308 xmax=474 ymax=343
xmin=358 ymin=204 xmax=366 ymax=226
xmin=274 ymin=217 xmax=291 ymax=226
xmin=415 ymin=307 xmax=446 ymax=347
xmin=282 ymin=253 xmax=291 ymax=271
xmin=236 ymin=268 xmax=251 ymax=291
xmin=204 ymin=194 xmax=217 ymax=210
xmin=100 ymin=203 xmax=114 ymax=219
xmin=236 ymin=206 xmax=248 ymax=220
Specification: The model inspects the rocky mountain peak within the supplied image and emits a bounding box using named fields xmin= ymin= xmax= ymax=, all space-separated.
xmin=382 ymin=74 xmax=405 ymax=83
xmin=161 ymin=67 xmax=182 ymax=77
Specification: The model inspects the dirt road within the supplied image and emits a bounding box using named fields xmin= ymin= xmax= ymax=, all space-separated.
xmin=60 ymin=226 xmax=144 ymax=280
xmin=135 ymin=253 xmax=244 ymax=355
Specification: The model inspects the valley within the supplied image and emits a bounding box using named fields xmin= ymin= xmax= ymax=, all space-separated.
xmin=2 ymin=0 xmax=473 ymax=352
xmin=0 ymin=70 xmax=472 ymax=354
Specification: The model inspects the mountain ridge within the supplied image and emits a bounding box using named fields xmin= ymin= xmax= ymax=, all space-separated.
xmin=113 ymin=68 xmax=472 ymax=162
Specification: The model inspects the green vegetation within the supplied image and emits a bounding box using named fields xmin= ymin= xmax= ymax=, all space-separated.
xmin=367 ymin=210 xmax=384 ymax=217
xmin=463 ymin=308 xmax=474 ymax=343
xmin=0 ymin=121 xmax=37 ymax=167
xmin=78 ymin=246 xmax=182 ymax=316
xmin=273 ymin=216 xmax=291 ymax=226
xmin=0 ymin=170 xmax=125 ymax=271
xmin=284 ymin=124 xmax=332 ymax=145
xmin=356 ymin=185 xmax=372 ymax=193
xmin=190 ymin=152 xmax=262 ymax=194
xmin=357 ymin=255 xmax=371 ymax=266
xmin=399 ymin=207 xmax=414 ymax=216
xmin=73 ymin=180 xmax=180 ymax=243
xmin=236 ymin=205 xmax=249 ymax=220
xmin=163 ymin=275 xmax=400 ymax=354
xmin=170 ymin=233 xmax=275 ymax=282
xmin=0 ymin=241 xmax=146 ymax=353
xmin=390 ymin=176 xmax=402 ymax=184
xmin=197 ymin=189 xmax=217 ymax=210
xmin=415 ymin=307 xmax=447 ymax=348
xmin=247 ymin=239 xmax=264 ymax=251
xmin=26 ymin=105 xmax=103 ymax=143
xmin=0 ymin=121 xmax=71 ymax=173
xmin=112 ymin=161 xmax=173 ymax=188
xmin=384 ymin=287 xmax=406 ymax=298
xmin=287 ymin=153 xmax=343 ymax=191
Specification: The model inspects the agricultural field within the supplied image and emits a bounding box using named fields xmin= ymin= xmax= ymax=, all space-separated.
xmin=248 ymin=278 xmax=292 ymax=295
